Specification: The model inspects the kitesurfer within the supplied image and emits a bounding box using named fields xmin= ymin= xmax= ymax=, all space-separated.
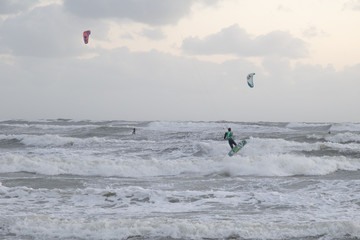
xmin=224 ymin=128 xmax=237 ymax=150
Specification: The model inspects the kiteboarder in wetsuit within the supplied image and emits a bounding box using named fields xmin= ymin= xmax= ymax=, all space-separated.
xmin=224 ymin=128 xmax=237 ymax=150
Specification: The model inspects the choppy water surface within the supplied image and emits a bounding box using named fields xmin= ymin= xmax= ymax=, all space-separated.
xmin=1 ymin=120 xmax=360 ymax=239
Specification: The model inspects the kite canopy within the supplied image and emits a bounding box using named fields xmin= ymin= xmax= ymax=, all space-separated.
xmin=247 ymin=73 xmax=255 ymax=88
xmin=83 ymin=30 xmax=91 ymax=44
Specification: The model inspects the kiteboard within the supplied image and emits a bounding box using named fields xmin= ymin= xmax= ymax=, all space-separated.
xmin=228 ymin=140 xmax=247 ymax=157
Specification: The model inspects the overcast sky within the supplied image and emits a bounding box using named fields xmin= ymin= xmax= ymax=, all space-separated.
xmin=1 ymin=0 xmax=360 ymax=122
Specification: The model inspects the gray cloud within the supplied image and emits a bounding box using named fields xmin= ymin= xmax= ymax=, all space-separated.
xmin=63 ymin=0 xmax=193 ymax=25
xmin=0 ymin=48 xmax=235 ymax=120
xmin=1 ymin=45 xmax=359 ymax=121
xmin=0 ymin=0 xmax=219 ymax=58
xmin=182 ymin=24 xmax=308 ymax=58
xmin=0 ymin=1 xmax=358 ymax=122
xmin=63 ymin=0 xmax=220 ymax=26
xmin=0 ymin=0 xmax=39 ymax=14
xmin=0 ymin=4 xmax=102 ymax=58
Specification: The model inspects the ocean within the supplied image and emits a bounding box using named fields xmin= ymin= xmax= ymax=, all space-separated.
xmin=1 ymin=119 xmax=360 ymax=240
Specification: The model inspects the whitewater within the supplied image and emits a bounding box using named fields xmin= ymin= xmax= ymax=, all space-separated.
xmin=1 ymin=119 xmax=360 ymax=240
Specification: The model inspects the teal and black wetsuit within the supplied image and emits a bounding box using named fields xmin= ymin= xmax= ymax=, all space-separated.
xmin=224 ymin=131 xmax=237 ymax=149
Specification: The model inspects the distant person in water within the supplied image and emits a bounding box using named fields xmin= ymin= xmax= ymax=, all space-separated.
xmin=132 ymin=128 xmax=136 ymax=134
xmin=224 ymin=128 xmax=237 ymax=150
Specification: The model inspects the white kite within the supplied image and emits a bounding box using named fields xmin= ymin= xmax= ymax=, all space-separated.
xmin=247 ymin=73 xmax=255 ymax=88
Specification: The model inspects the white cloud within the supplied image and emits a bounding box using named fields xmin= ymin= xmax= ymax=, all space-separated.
xmin=277 ymin=4 xmax=292 ymax=12
xmin=140 ymin=28 xmax=166 ymax=40
xmin=182 ymin=24 xmax=308 ymax=58
xmin=302 ymin=26 xmax=328 ymax=38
